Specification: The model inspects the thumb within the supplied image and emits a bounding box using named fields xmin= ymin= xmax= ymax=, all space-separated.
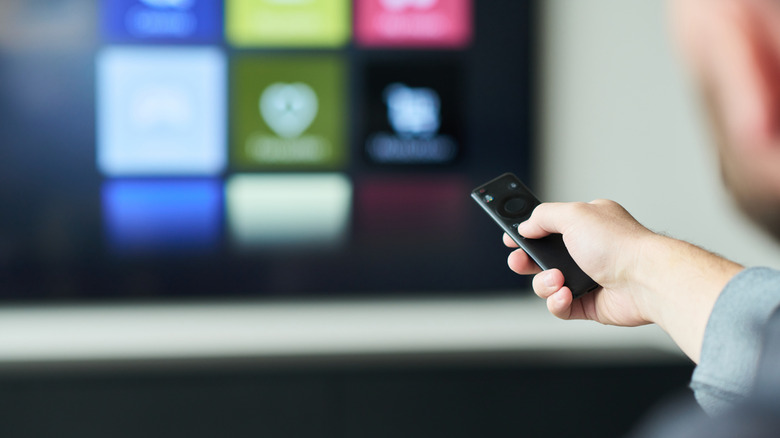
xmin=517 ymin=202 xmax=570 ymax=239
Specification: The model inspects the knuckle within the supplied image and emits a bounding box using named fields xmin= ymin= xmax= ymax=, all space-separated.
xmin=568 ymin=201 xmax=591 ymax=215
xmin=530 ymin=202 xmax=550 ymax=217
xmin=590 ymin=198 xmax=614 ymax=207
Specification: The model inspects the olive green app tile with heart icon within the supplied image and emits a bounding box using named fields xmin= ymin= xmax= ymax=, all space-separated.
xmin=231 ymin=56 xmax=347 ymax=170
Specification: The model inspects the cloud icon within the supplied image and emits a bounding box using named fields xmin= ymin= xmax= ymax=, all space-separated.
xmin=383 ymin=83 xmax=441 ymax=138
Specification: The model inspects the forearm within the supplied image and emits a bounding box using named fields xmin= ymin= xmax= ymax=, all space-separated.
xmin=634 ymin=234 xmax=744 ymax=363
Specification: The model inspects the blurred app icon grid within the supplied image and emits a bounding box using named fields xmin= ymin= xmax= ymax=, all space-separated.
xmin=94 ymin=0 xmax=474 ymax=253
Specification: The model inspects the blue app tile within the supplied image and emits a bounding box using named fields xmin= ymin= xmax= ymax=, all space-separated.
xmin=101 ymin=0 xmax=222 ymax=43
xmin=103 ymin=179 xmax=222 ymax=254
xmin=97 ymin=46 xmax=226 ymax=176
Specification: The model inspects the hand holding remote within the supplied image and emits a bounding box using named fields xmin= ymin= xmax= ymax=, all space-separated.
xmin=506 ymin=198 xmax=657 ymax=327
xmin=472 ymin=173 xmax=599 ymax=298
xmin=505 ymin=196 xmax=743 ymax=363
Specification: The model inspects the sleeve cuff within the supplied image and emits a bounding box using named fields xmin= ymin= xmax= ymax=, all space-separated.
xmin=691 ymin=267 xmax=780 ymax=415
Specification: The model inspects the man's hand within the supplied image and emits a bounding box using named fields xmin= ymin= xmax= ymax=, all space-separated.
xmin=505 ymin=199 xmax=744 ymax=362
xmin=505 ymin=199 xmax=654 ymax=326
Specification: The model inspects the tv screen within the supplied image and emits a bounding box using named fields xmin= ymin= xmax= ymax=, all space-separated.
xmin=0 ymin=0 xmax=536 ymax=300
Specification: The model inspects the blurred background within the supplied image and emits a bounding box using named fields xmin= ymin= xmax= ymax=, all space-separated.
xmin=1 ymin=0 xmax=778 ymax=437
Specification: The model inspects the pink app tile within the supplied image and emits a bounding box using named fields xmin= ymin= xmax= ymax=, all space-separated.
xmin=355 ymin=0 xmax=472 ymax=49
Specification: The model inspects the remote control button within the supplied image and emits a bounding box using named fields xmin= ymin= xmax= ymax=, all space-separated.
xmin=503 ymin=197 xmax=527 ymax=214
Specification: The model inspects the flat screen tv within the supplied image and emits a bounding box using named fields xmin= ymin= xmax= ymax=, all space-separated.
xmin=0 ymin=0 xmax=537 ymax=300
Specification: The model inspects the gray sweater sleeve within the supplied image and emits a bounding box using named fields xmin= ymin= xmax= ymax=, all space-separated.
xmin=690 ymin=267 xmax=780 ymax=416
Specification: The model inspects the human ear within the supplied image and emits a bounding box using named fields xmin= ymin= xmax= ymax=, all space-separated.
xmin=715 ymin=0 xmax=780 ymax=150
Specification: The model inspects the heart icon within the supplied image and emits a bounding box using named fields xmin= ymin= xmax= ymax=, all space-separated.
xmin=259 ymin=82 xmax=319 ymax=139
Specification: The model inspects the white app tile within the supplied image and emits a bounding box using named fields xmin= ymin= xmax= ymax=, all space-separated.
xmin=226 ymin=174 xmax=352 ymax=250
xmin=97 ymin=47 xmax=226 ymax=176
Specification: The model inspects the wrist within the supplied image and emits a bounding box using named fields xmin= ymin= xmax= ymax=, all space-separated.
xmin=626 ymin=233 xmax=676 ymax=326
xmin=631 ymin=233 xmax=743 ymax=361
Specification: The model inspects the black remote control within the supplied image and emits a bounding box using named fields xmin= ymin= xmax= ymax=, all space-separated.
xmin=471 ymin=173 xmax=599 ymax=298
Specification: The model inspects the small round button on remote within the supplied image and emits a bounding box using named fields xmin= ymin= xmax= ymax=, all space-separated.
xmin=503 ymin=197 xmax=528 ymax=215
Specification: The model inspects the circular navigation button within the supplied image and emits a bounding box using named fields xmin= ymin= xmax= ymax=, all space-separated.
xmin=503 ymin=197 xmax=527 ymax=214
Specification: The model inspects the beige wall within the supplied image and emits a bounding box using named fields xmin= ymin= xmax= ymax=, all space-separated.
xmin=540 ymin=0 xmax=780 ymax=268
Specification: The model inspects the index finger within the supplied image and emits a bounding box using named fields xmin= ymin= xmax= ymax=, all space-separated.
xmin=503 ymin=233 xmax=519 ymax=248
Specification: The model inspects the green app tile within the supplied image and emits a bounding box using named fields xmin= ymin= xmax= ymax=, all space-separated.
xmin=225 ymin=0 xmax=351 ymax=48
xmin=231 ymin=56 xmax=348 ymax=170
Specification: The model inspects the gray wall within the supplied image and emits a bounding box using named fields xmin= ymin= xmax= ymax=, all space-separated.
xmin=540 ymin=0 xmax=780 ymax=268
